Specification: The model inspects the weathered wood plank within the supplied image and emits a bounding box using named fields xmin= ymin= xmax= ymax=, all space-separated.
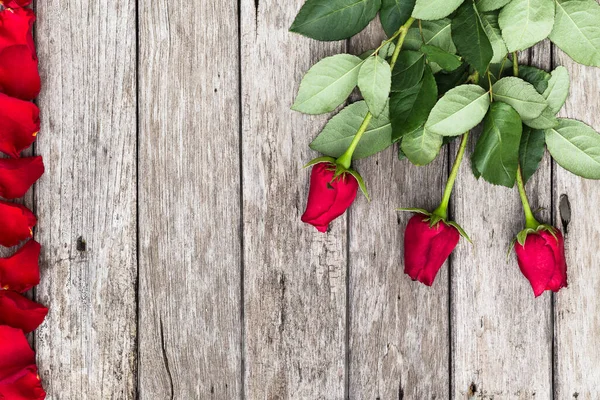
xmin=137 ymin=2 xmax=242 ymax=399
xmin=240 ymin=1 xmax=347 ymax=398
xmin=553 ymin=45 xmax=600 ymax=398
xmin=33 ymin=0 xmax=138 ymax=398
xmin=347 ymin=20 xmax=450 ymax=399
xmin=451 ymin=47 xmax=553 ymax=398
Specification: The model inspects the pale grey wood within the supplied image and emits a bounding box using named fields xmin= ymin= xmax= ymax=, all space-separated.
xmin=347 ymin=20 xmax=450 ymax=399
xmin=33 ymin=0 xmax=138 ymax=398
xmin=241 ymin=1 xmax=347 ymax=398
xmin=553 ymin=45 xmax=600 ymax=398
xmin=451 ymin=47 xmax=553 ymax=398
xmin=137 ymin=2 xmax=242 ymax=399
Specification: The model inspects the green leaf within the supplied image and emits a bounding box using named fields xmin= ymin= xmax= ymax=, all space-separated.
xmin=310 ymin=101 xmax=393 ymax=159
xmin=435 ymin=63 xmax=470 ymax=95
xmin=472 ymin=102 xmax=523 ymax=187
xmin=359 ymin=42 xmax=396 ymax=59
xmin=481 ymin=11 xmax=509 ymax=63
xmin=476 ymin=0 xmax=512 ymax=12
xmin=290 ymin=0 xmax=382 ymax=41
xmin=545 ymin=118 xmax=600 ymax=179
xmin=412 ymin=0 xmax=465 ymax=20
xmin=401 ymin=126 xmax=443 ymax=165
xmin=391 ymin=50 xmax=426 ymax=91
xmin=492 ymin=77 xmax=549 ymax=120
xmin=292 ymin=54 xmax=363 ymax=114
xmin=390 ymin=66 xmax=438 ymax=141
xmin=404 ymin=19 xmax=457 ymax=53
xmin=518 ymin=65 xmax=551 ymax=94
xmin=519 ymin=126 xmax=546 ymax=183
xmin=358 ymin=56 xmax=392 ymax=117
xmin=549 ymin=0 xmax=600 ymax=67
xmin=425 ymin=84 xmax=491 ymax=136
xmin=452 ymin=1 xmax=494 ymax=75
xmin=380 ymin=0 xmax=416 ymax=37
xmin=523 ymin=107 xmax=558 ymax=129
xmin=398 ymin=142 xmax=407 ymax=159
xmin=543 ymin=66 xmax=570 ymax=114
xmin=420 ymin=44 xmax=462 ymax=71
xmin=499 ymin=0 xmax=555 ymax=52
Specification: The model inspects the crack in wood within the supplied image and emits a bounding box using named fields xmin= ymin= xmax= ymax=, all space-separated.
xmin=160 ymin=318 xmax=175 ymax=400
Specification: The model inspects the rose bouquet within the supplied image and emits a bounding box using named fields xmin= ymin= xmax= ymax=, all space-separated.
xmin=291 ymin=0 xmax=600 ymax=296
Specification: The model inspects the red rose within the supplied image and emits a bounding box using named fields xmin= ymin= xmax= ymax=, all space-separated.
xmin=0 ymin=8 xmax=36 ymax=57
xmin=0 ymin=240 xmax=40 ymax=292
xmin=301 ymin=162 xmax=358 ymax=232
xmin=0 ymin=290 xmax=48 ymax=333
xmin=0 ymin=93 xmax=40 ymax=157
xmin=0 ymin=156 xmax=44 ymax=199
xmin=0 ymin=45 xmax=40 ymax=100
xmin=404 ymin=214 xmax=460 ymax=286
xmin=515 ymin=229 xmax=568 ymax=297
xmin=0 ymin=0 xmax=33 ymax=8
xmin=0 ymin=366 xmax=46 ymax=400
xmin=0 ymin=201 xmax=36 ymax=247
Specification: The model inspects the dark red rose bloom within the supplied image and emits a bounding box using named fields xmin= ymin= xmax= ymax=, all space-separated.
xmin=0 ymin=45 xmax=40 ymax=100
xmin=0 ymin=156 xmax=44 ymax=199
xmin=0 ymin=93 xmax=40 ymax=157
xmin=0 ymin=8 xmax=36 ymax=57
xmin=404 ymin=214 xmax=460 ymax=286
xmin=0 ymin=240 xmax=40 ymax=292
xmin=0 ymin=290 xmax=48 ymax=333
xmin=0 ymin=201 xmax=36 ymax=247
xmin=0 ymin=0 xmax=33 ymax=8
xmin=0 ymin=325 xmax=45 ymax=400
xmin=515 ymin=229 xmax=568 ymax=297
xmin=301 ymin=162 xmax=358 ymax=232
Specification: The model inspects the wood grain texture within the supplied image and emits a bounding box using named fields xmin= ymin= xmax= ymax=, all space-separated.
xmin=553 ymin=43 xmax=600 ymax=398
xmin=33 ymin=0 xmax=138 ymax=398
xmin=240 ymin=1 xmax=348 ymax=398
xmin=347 ymin=20 xmax=450 ymax=400
xmin=451 ymin=47 xmax=553 ymax=399
xmin=137 ymin=1 xmax=242 ymax=399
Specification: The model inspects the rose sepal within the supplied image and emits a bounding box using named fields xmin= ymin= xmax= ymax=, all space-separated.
xmin=509 ymin=224 xmax=558 ymax=255
xmin=397 ymin=208 xmax=471 ymax=242
xmin=303 ymin=156 xmax=336 ymax=168
xmin=345 ymin=168 xmax=369 ymax=201
xmin=303 ymin=156 xmax=369 ymax=201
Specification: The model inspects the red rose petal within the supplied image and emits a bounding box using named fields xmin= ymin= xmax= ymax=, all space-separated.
xmin=0 ymin=156 xmax=44 ymax=199
xmin=0 ymin=93 xmax=40 ymax=157
xmin=0 ymin=0 xmax=33 ymax=8
xmin=0 ymin=201 xmax=36 ymax=247
xmin=0 ymin=366 xmax=46 ymax=400
xmin=0 ymin=8 xmax=35 ymax=57
xmin=0 ymin=45 xmax=40 ymax=100
xmin=0 ymin=325 xmax=35 ymax=381
xmin=0 ymin=291 xmax=48 ymax=333
xmin=0 ymin=240 xmax=40 ymax=292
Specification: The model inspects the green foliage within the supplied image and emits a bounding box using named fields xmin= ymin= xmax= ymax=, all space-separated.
xmin=401 ymin=126 xmax=443 ymax=165
xmin=390 ymin=66 xmax=438 ymax=141
xmin=518 ymin=65 xmax=551 ymax=93
xmin=499 ymin=0 xmax=555 ymax=52
xmin=492 ymin=77 xmax=549 ymax=120
xmin=452 ymin=1 xmax=493 ymax=75
xmin=435 ymin=64 xmax=470 ymax=95
xmin=426 ymin=84 xmax=491 ymax=136
xmin=358 ymin=56 xmax=392 ymax=117
xmin=480 ymin=11 xmax=508 ymax=63
xmin=310 ymin=101 xmax=394 ymax=159
xmin=472 ymin=102 xmax=523 ymax=187
xmin=546 ymin=119 xmax=600 ymax=179
xmin=549 ymin=0 xmax=600 ymax=67
xmin=404 ymin=19 xmax=457 ymax=53
xmin=412 ymin=0 xmax=465 ymax=20
xmin=519 ymin=126 xmax=546 ymax=184
xmin=292 ymin=54 xmax=363 ymax=114
xmin=476 ymin=0 xmax=511 ymax=12
xmin=420 ymin=44 xmax=462 ymax=71
xmin=391 ymin=50 xmax=426 ymax=91
xmin=380 ymin=0 xmax=416 ymax=37
xmin=290 ymin=0 xmax=382 ymax=41
xmin=543 ymin=66 xmax=570 ymax=114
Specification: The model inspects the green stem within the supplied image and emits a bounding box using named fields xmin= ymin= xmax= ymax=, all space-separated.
xmin=337 ymin=17 xmax=416 ymax=169
xmin=512 ymin=51 xmax=519 ymax=77
xmin=516 ymin=164 xmax=541 ymax=229
xmin=433 ymin=131 xmax=470 ymax=220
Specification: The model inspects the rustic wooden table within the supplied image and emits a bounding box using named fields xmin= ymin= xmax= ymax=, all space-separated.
xmin=19 ymin=0 xmax=600 ymax=398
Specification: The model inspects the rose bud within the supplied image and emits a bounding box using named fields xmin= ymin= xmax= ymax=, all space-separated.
xmin=0 ymin=45 xmax=40 ymax=100
xmin=0 ymin=156 xmax=44 ymax=199
xmin=514 ymin=228 xmax=568 ymax=297
xmin=0 ymin=290 xmax=48 ymax=333
xmin=0 ymin=366 xmax=46 ymax=400
xmin=301 ymin=161 xmax=359 ymax=232
xmin=0 ymin=93 xmax=40 ymax=158
xmin=0 ymin=8 xmax=36 ymax=57
xmin=404 ymin=213 xmax=460 ymax=286
xmin=0 ymin=325 xmax=35 ymax=380
xmin=0 ymin=0 xmax=33 ymax=8
xmin=0 ymin=201 xmax=36 ymax=247
xmin=0 ymin=240 xmax=41 ymax=292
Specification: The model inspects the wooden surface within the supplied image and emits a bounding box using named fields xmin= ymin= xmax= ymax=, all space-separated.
xmin=21 ymin=0 xmax=600 ymax=398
